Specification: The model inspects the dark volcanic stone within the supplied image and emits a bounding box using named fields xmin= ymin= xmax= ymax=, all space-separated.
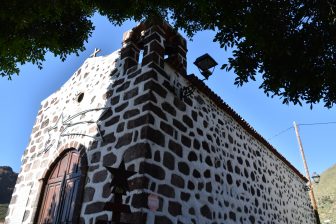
xmin=127 ymin=68 xmax=141 ymax=78
xmin=141 ymin=126 xmax=165 ymax=147
xmin=154 ymin=216 xmax=173 ymax=224
xmin=83 ymin=187 xmax=95 ymax=202
xmin=206 ymin=182 xmax=212 ymax=193
xmin=162 ymin=80 xmax=175 ymax=93
xmin=102 ymin=183 xmax=111 ymax=198
xmin=101 ymin=132 xmax=116 ymax=146
xmin=181 ymin=135 xmax=191 ymax=147
xmin=134 ymin=92 xmax=157 ymax=105
xmin=96 ymin=214 xmax=108 ymax=223
xmin=173 ymin=119 xmax=187 ymax=132
xmin=102 ymin=152 xmax=117 ymax=166
xmin=127 ymin=113 xmax=155 ymax=129
xmin=168 ymin=201 xmax=182 ymax=216
xmin=144 ymin=80 xmax=168 ymax=98
xmin=227 ymin=173 xmax=233 ymax=185
xmin=99 ymin=108 xmax=112 ymax=121
xmin=192 ymin=170 xmax=201 ymax=178
xmin=90 ymin=151 xmax=101 ymax=163
xmin=134 ymin=70 xmax=158 ymax=85
xmin=173 ymin=98 xmax=186 ymax=111
xmin=178 ymin=162 xmax=190 ymax=176
xmin=110 ymin=95 xmax=120 ymax=105
xmin=182 ymin=115 xmax=193 ymax=128
xmin=228 ymin=134 xmax=234 ymax=144
xmin=112 ymin=78 xmax=125 ymax=87
xmin=181 ymin=192 xmax=190 ymax=201
xmin=85 ymin=202 xmax=105 ymax=214
xmin=142 ymin=102 xmax=167 ymax=120
xmin=124 ymin=143 xmax=152 ymax=163
xmin=158 ymin=184 xmax=175 ymax=198
xmin=187 ymin=181 xmax=195 ymax=190
xmin=116 ymin=122 xmax=125 ymax=133
xmin=201 ymin=205 xmax=212 ymax=219
xmin=191 ymin=110 xmax=198 ymax=121
xmin=168 ymin=140 xmax=183 ymax=157
xmin=189 ymin=207 xmax=195 ymax=215
xmin=123 ymin=109 xmax=140 ymax=119
xmin=202 ymin=141 xmax=210 ymax=153
xmin=162 ymin=102 xmax=176 ymax=116
xmin=154 ymin=150 xmax=161 ymax=162
xmin=196 ymin=128 xmax=204 ymax=136
xmin=102 ymin=90 xmax=113 ymax=100
xmin=171 ymin=174 xmax=185 ymax=188
xmin=139 ymin=161 xmax=165 ymax=180
xmin=227 ymin=160 xmax=233 ymax=172
xmin=132 ymin=193 xmax=148 ymax=208
xmin=229 ymin=211 xmax=236 ymax=221
xmin=105 ymin=115 xmax=120 ymax=127
xmin=204 ymin=170 xmax=211 ymax=178
xmin=123 ymin=87 xmax=139 ymax=100
xmin=193 ymin=139 xmax=200 ymax=150
xmin=163 ymin=152 xmax=175 ymax=170
xmin=115 ymin=132 xmax=133 ymax=149
xmin=160 ymin=121 xmax=174 ymax=136
xmin=128 ymin=176 xmax=150 ymax=191
xmin=188 ymin=151 xmax=198 ymax=161
xmin=115 ymin=102 xmax=129 ymax=113
xmin=116 ymin=81 xmax=130 ymax=93
xmin=41 ymin=119 xmax=49 ymax=128
xmin=205 ymin=156 xmax=213 ymax=166
xmin=92 ymin=170 xmax=107 ymax=183
xmin=235 ymin=166 xmax=241 ymax=175
xmin=249 ymin=215 xmax=256 ymax=224
xmin=251 ymin=171 xmax=256 ymax=181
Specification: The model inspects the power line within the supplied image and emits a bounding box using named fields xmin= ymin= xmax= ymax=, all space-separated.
xmin=268 ymin=121 xmax=336 ymax=141
xmin=267 ymin=126 xmax=293 ymax=141
xmin=298 ymin=121 xmax=336 ymax=126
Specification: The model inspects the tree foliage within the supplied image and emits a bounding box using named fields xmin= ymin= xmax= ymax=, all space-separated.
xmin=1 ymin=0 xmax=336 ymax=107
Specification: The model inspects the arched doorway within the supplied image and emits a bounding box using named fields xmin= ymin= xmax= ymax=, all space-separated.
xmin=37 ymin=149 xmax=86 ymax=224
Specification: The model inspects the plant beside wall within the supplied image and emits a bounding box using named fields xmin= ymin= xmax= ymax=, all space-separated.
xmin=0 ymin=204 xmax=8 ymax=221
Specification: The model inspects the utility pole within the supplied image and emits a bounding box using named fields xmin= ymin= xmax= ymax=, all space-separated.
xmin=293 ymin=121 xmax=320 ymax=224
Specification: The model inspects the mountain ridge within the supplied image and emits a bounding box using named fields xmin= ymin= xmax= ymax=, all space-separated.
xmin=0 ymin=166 xmax=18 ymax=204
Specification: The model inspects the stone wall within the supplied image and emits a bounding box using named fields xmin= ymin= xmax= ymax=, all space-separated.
xmin=6 ymin=21 xmax=316 ymax=224
xmin=5 ymin=49 xmax=126 ymax=223
xmin=141 ymin=64 xmax=316 ymax=223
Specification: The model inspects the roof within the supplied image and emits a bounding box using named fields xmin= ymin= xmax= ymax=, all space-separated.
xmin=186 ymin=74 xmax=308 ymax=182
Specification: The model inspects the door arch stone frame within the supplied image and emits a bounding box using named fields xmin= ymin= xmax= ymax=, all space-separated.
xmin=32 ymin=141 xmax=88 ymax=223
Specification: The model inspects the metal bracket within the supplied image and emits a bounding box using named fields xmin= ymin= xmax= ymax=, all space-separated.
xmin=180 ymin=86 xmax=195 ymax=99
xmin=42 ymin=107 xmax=109 ymax=154
xmin=303 ymin=185 xmax=311 ymax=192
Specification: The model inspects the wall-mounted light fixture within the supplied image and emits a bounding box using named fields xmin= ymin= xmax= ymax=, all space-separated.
xmin=303 ymin=172 xmax=320 ymax=191
xmin=194 ymin=53 xmax=218 ymax=80
xmin=181 ymin=53 xmax=218 ymax=99
xmin=311 ymin=172 xmax=320 ymax=184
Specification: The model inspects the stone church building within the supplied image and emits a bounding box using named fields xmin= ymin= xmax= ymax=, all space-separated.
xmin=6 ymin=21 xmax=316 ymax=224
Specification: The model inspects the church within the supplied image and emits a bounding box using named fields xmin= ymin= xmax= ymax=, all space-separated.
xmin=6 ymin=20 xmax=316 ymax=224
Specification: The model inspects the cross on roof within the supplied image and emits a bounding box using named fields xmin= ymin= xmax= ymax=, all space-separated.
xmin=90 ymin=48 xmax=101 ymax=57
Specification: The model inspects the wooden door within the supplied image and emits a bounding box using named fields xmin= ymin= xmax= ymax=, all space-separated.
xmin=38 ymin=150 xmax=84 ymax=224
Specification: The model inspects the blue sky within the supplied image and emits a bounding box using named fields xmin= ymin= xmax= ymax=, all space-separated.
xmin=1 ymin=14 xmax=335 ymax=178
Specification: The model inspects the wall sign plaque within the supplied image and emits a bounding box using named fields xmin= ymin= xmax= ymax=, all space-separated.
xmin=147 ymin=194 xmax=159 ymax=212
